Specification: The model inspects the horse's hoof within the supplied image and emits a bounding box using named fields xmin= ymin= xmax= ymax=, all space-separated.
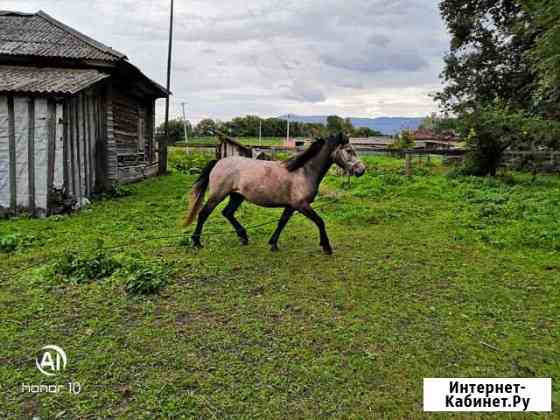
xmin=270 ymin=244 xmax=279 ymax=252
xmin=322 ymin=247 xmax=333 ymax=255
xmin=192 ymin=241 xmax=203 ymax=249
xmin=240 ymin=237 xmax=249 ymax=246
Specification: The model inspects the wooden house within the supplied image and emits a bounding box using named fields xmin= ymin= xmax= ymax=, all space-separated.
xmin=0 ymin=10 xmax=168 ymax=217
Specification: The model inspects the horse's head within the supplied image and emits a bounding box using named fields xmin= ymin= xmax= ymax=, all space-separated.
xmin=329 ymin=133 xmax=366 ymax=177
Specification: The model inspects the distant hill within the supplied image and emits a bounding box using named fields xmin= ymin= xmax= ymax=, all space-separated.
xmin=279 ymin=115 xmax=424 ymax=136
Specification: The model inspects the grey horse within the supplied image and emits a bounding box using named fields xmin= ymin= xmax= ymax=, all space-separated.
xmin=184 ymin=133 xmax=365 ymax=254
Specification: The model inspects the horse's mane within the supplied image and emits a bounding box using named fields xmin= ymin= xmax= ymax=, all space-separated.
xmin=283 ymin=139 xmax=326 ymax=172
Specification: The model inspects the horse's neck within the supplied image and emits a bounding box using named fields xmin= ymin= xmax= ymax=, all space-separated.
xmin=305 ymin=145 xmax=334 ymax=187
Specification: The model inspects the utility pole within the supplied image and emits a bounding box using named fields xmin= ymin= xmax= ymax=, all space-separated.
xmin=181 ymin=102 xmax=189 ymax=154
xmin=286 ymin=114 xmax=290 ymax=143
xmin=259 ymin=119 xmax=262 ymax=146
xmin=161 ymin=0 xmax=174 ymax=174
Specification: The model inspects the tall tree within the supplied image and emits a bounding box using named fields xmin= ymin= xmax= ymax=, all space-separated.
xmin=436 ymin=0 xmax=538 ymax=113
xmin=525 ymin=0 xmax=560 ymax=117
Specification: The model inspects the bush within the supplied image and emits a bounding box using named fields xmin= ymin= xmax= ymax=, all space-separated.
xmin=51 ymin=245 xmax=121 ymax=283
xmin=122 ymin=258 xmax=170 ymax=295
xmin=102 ymin=183 xmax=133 ymax=199
xmin=459 ymin=104 xmax=560 ymax=176
xmin=0 ymin=234 xmax=20 ymax=253
xmin=0 ymin=233 xmax=36 ymax=254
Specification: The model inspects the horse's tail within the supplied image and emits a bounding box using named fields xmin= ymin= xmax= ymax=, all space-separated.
xmin=184 ymin=159 xmax=218 ymax=226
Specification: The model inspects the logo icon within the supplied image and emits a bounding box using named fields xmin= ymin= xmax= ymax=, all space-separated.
xmin=36 ymin=345 xmax=67 ymax=376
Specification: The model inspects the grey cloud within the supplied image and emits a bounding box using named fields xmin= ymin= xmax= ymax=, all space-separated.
xmin=321 ymin=50 xmax=428 ymax=73
xmin=6 ymin=0 xmax=449 ymax=122
xmin=368 ymin=34 xmax=391 ymax=48
xmin=287 ymin=80 xmax=327 ymax=103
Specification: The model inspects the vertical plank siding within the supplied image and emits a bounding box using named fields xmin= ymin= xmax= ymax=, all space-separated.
xmin=0 ymin=96 xmax=10 ymax=211
xmin=74 ymin=96 xmax=83 ymax=201
xmin=0 ymin=85 xmax=158 ymax=217
xmin=54 ymin=103 xmax=64 ymax=190
xmin=27 ymin=99 xmax=35 ymax=215
xmin=14 ymin=97 xmax=29 ymax=209
xmin=46 ymin=100 xmax=57 ymax=200
xmin=8 ymin=96 xmax=16 ymax=212
xmin=34 ymin=98 xmax=49 ymax=214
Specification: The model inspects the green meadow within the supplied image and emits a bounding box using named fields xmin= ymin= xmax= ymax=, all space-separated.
xmin=1 ymin=154 xmax=558 ymax=418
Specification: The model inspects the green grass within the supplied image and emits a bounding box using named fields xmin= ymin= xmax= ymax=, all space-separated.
xmin=174 ymin=136 xmax=286 ymax=147
xmin=1 ymin=155 xmax=559 ymax=418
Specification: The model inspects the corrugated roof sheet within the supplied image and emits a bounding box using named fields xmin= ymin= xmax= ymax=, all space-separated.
xmin=0 ymin=65 xmax=110 ymax=94
xmin=0 ymin=10 xmax=126 ymax=61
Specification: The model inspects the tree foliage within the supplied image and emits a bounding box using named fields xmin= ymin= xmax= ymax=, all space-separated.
xmin=525 ymin=0 xmax=560 ymax=117
xmin=160 ymin=115 xmax=384 ymax=141
xmin=460 ymin=104 xmax=560 ymax=175
xmin=436 ymin=0 xmax=537 ymax=113
xmin=389 ymin=130 xmax=415 ymax=151
xmin=437 ymin=0 xmax=560 ymax=175
xmin=155 ymin=119 xmax=192 ymax=143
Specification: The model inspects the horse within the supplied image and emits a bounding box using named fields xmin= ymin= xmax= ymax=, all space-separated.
xmin=183 ymin=132 xmax=366 ymax=254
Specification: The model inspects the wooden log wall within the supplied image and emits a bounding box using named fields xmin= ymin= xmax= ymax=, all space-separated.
xmin=0 ymin=91 xmax=103 ymax=217
xmin=109 ymin=86 xmax=157 ymax=183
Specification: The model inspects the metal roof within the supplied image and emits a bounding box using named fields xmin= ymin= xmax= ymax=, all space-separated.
xmin=0 ymin=65 xmax=110 ymax=95
xmin=0 ymin=10 xmax=126 ymax=61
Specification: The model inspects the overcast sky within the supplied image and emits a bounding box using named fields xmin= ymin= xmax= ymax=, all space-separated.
xmin=5 ymin=0 xmax=450 ymax=124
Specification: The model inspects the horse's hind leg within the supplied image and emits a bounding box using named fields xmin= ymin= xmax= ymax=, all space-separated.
xmin=222 ymin=193 xmax=249 ymax=245
xmin=269 ymin=207 xmax=295 ymax=252
xmin=191 ymin=194 xmax=226 ymax=248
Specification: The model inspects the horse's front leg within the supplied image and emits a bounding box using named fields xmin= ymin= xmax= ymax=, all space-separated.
xmin=298 ymin=203 xmax=332 ymax=255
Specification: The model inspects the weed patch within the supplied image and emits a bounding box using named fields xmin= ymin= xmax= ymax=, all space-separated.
xmin=0 ymin=233 xmax=36 ymax=254
xmin=50 ymin=244 xmax=121 ymax=283
xmin=121 ymin=258 xmax=171 ymax=295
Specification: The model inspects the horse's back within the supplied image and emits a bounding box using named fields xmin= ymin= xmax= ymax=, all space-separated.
xmin=209 ymin=157 xmax=299 ymax=207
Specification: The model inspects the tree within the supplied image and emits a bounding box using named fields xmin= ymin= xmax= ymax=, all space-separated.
xmin=420 ymin=113 xmax=460 ymax=135
xmin=436 ymin=0 xmax=538 ymax=113
xmin=525 ymin=0 xmax=560 ymax=117
xmin=436 ymin=1 xmax=560 ymax=176
xmin=326 ymin=115 xmax=353 ymax=134
xmin=460 ymin=103 xmax=560 ymax=175
xmin=156 ymin=119 xmax=190 ymax=144
xmin=389 ymin=130 xmax=415 ymax=150
xmin=194 ymin=118 xmax=217 ymax=136
xmin=353 ymin=127 xmax=383 ymax=137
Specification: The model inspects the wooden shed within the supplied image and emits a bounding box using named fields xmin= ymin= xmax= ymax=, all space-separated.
xmin=0 ymin=10 xmax=168 ymax=217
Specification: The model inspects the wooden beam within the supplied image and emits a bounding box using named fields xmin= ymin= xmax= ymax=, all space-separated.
xmin=68 ymin=97 xmax=76 ymax=196
xmin=7 ymin=96 xmax=16 ymax=213
xmin=81 ymin=93 xmax=89 ymax=197
xmin=62 ymin=101 xmax=69 ymax=194
xmin=74 ymin=96 xmax=82 ymax=200
xmin=27 ymin=98 xmax=35 ymax=216
xmin=46 ymin=100 xmax=57 ymax=213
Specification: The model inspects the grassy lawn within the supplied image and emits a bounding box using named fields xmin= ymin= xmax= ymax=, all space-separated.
xmin=1 ymin=155 xmax=559 ymax=418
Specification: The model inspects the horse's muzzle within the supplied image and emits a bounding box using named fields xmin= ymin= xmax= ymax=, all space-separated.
xmin=353 ymin=164 xmax=365 ymax=177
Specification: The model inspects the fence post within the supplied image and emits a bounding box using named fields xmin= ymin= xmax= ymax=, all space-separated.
xmin=405 ymin=152 xmax=412 ymax=176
